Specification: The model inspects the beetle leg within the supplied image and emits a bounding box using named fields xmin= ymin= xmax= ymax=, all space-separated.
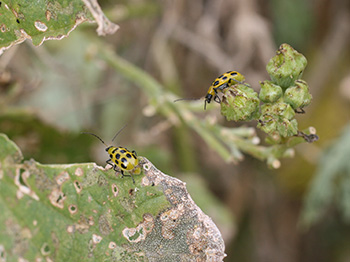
xmin=214 ymin=95 xmax=221 ymax=103
xmin=229 ymin=78 xmax=249 ymax=87
xmin=112 ymin=165 xmax=119 ymax=172
xmin=106 ymin=159 xmax=112 ymax=166
xmin=213 ymin=87 xmax=221 ymax=103
xmin=130 ymin=174 xmax=135 ymax=184
xmin=228 ymin=78 xmax=240 ymax=85
xmin=120 ymin=170 xmax=135 ymax=184
xmin=218 ymin=83 xmax=228 ymax=91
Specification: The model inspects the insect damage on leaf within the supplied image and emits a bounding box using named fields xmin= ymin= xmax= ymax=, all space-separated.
xmin=0 ymin=134 xmax=226 ymax=261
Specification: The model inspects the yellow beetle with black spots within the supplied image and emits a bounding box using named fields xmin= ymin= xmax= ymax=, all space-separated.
xmin=175 ymin=71 xmax=247 ymax=109
xmin=82 ymin=126 xmax=140 ymax=184
xmin=204 ymin=71 xmax=247 ymax=109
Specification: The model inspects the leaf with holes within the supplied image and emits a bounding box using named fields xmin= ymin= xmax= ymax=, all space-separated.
xmin=0 ymin=0 xmax=119 ymax=55
xmin=0 ymin=134 xmax=226 ymax=261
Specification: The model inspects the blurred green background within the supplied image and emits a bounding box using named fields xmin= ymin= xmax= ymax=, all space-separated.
xmin=1 ymin=0 xmax=350 ymax=261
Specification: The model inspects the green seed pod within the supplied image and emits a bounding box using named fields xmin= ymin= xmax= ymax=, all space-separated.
xmin=260 ymin=102 xmax=295 ymax=120
xmin=259 ymin=81 xmax=283 ymax=103
xmin=284 ymin=79 xmax=312 ymax=110
xmin=258 ymin=114 xmax=278 ymax=134
xmin=277 ymin=118 xmax=298 ymax=137
xmin=221 ymin=84 xmax=260 ymax=121
xmin=258 ymin=102 xmax=298 ymax=138
xmin=278 ymin=103 xmax=295 ymax=120
xmin=266 ymin=44 xmax=307 ymax=89
xmin=258 ymin=116 xmax=298 ymax=139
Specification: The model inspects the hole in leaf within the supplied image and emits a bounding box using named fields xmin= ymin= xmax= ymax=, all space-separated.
xmin=56 ymin=193 xmax=65 ymax=203
xmin=41 ymin=243 xmax=51 ymax=255
xmin=18 ymin=169 xmax=27 ymax=186
xmin=75 ymin=181 xmax=81 ymax=189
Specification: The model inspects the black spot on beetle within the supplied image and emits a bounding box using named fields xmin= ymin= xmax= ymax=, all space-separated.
xmin=230 ymin=72 xmax=238 ymax=76
xmin=121 ymin=157 xmax=127 ymax=163
xmin=120 ymin=149 xmax=126 ymax=153
xmin=116 ymin=153 xmax=121 ymax=159
xmin=126 ymin=153 xmax=132 ymax=159
xmin=112 ymin=148 xmax=117 ymax=154
xmin=121 ymin=163 xmax=127 ymax=169
xmin=213 ymin=80 xmax=220 ymax=86
xmin=115 ymin=159 xmax=119 ymax=165
xmin=222 ymin=76 xmax=227 ymax=80
xmin=109 ymin=154 xmax=113 ymax=158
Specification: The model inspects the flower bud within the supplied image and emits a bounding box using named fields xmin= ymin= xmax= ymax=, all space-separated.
xmin=260 ymin=102 xmax=295 ymax=120
xmin=258 ymin=102 xmax=298 ymax=138
xmin=284 ymin=79 xmax=312 ymax=110
xmin=266 ymin=43 xmax=307 ymax=89
xmin=259 ymin=81 xmax=283 ymax=103
xmin=221 ymin=84 xmax=260 ymax=121
xmin=277 ymin=118 xmax=298 ymax=137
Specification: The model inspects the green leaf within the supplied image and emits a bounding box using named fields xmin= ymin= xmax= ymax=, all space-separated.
xmin=0 ymin=134 xmax=226 ymax=261
xmin=300 ymin=124 xmax=350 ymax=227
xmin=0 ymin=0 xmax=119 ymax=55
xmin=0 ymin=0 xmax=93 ymax=53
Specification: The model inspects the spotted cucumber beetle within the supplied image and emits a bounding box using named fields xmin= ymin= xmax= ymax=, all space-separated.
xmin=82 ymin=126 xmax=141 ymax=184
xmin=174 ymin=71 xmax=248 ymax=109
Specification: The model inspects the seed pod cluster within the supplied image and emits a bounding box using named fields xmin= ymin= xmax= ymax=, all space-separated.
xmin=220 ymin=43 xmax=314 ymax=143
xmin=257 ymin=44 xmax=312 ymax=142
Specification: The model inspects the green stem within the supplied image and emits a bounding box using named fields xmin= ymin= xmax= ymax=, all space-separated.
xmin=96 ymin=44 xmax=305 ymax=169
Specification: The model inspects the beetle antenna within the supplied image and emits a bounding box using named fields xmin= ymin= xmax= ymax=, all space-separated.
xmin=174 ymin=98 xmax=201 ymax=103
xmin=82 ymin=132 xmax=108 ymax=147
xmin=111 ymin=124 xmax=128 ymax=142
